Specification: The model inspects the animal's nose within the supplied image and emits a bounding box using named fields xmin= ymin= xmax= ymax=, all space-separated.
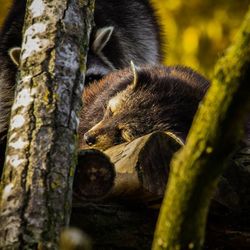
xmin=84 ymin=132 xmax=96 ymax=146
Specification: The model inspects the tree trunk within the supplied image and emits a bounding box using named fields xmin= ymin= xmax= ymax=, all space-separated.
xmin=0 ymin=0 xmax=94 ymax=249
xmin=152 ymin=7 xmax=250 ymax=250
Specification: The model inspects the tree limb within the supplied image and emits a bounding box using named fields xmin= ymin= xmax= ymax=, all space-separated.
xmin=152 ymin=6 xmax=250 ymax=250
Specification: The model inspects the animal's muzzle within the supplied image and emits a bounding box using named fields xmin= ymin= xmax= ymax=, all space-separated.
xmin=84 ymin=132 xmax=97 ymax=146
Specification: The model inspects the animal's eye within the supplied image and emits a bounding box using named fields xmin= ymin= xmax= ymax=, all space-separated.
xmin=108 ymin=106 xmax=113 ymax=116
xmin=109 ymin=105 xmax=115 ymax=115
xmin=104 ymin=105 xmax=113 ymax=118
xmin=120 ymin=128 xmax=133 ymax=142
xmin=85 ymin=74 xmax=103 ymax=85
xmin=107 ymin=97 xmax=119 ymax=115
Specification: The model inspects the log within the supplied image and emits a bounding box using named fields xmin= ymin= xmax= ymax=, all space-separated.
xmin=105 ymin=131 xmax=182 ymax=202
xmin=73 ymin=149 xmax=115 ymax=200
xmin=74 ymin=131 xmax=250 ymax=212
xmin=73 ymin=132 xmax=182 ymax=202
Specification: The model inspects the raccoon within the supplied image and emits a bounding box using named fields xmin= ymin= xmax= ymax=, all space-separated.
xmin=86 ymin=0 xmax=162 ymax=83
xmin=79 ymin=64 xmax=209 ymax=150
xmin=0 ymin=0 xmax=162 ymax=168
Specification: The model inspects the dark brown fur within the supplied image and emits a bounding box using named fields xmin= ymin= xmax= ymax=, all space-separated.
xmin=79 ymin=65 xmax=210 ymax=150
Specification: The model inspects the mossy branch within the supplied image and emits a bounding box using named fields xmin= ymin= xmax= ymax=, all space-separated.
xmin=152 ymin=6 xmax=250 ymax=250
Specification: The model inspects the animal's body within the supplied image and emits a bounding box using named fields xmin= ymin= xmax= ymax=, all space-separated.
xmin=0 ymin=0 xmax=162 ymax=169
xmin=79 ymin=65 xmax=209 ymax=150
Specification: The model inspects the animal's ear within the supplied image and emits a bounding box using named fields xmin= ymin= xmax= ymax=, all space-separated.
xmin=8 ymin=47 xmax=21 ymax=67
xmin=165 ymin=131 xmax=185 ymax=146
xmin=130 ymin=61 xmax=139 ymax=89
xmin=92 ymin=26 xmax=114 ymax=53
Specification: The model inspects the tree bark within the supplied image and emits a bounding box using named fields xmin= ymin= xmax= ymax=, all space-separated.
xmin=0 ymin=0 xmax=94 ymax=249
xmin=152 ymin=7 xmax=250 ymax=250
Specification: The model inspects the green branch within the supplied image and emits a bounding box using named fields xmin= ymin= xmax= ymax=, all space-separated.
xmin=152 ymin=6 xmax=250 ymax=250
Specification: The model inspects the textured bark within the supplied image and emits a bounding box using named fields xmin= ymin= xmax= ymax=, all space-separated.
xmin=152 ymin=7 xmax=250 ymax=250
xmin=0 ymin=0 xmax=94 ymax=249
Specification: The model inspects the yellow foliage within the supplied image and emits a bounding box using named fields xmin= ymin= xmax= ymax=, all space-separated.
xmin=182 ymin=27 xmax=199 ymax=54
xmin=0 ymin=0 xmax=12 ymax=27
xmin=151 ymin=0 xmax=249 ymax=76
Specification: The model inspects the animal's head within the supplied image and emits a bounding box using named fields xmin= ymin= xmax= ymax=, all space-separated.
xmin=83 ymin=63 xmax=141 ymax=150
xmin=83 ymin=63 xmax=188 ymax=151
xmin=82 ymin=64 xmax=209 ymax=151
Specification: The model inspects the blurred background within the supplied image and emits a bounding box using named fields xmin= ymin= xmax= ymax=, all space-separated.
xmin=151 ymin=0 xmax=249 ymax=77
xmin=0 ymin=0 xmax=249 ymax=77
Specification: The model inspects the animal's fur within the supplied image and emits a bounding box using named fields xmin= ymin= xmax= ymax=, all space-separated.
xmin=79 ymin=65 xmax=210 ymax=150
xmin=0 ymin=0 xmax=162 ymax=169
xmin=87 ymin=0 xmax=163 ymax=80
